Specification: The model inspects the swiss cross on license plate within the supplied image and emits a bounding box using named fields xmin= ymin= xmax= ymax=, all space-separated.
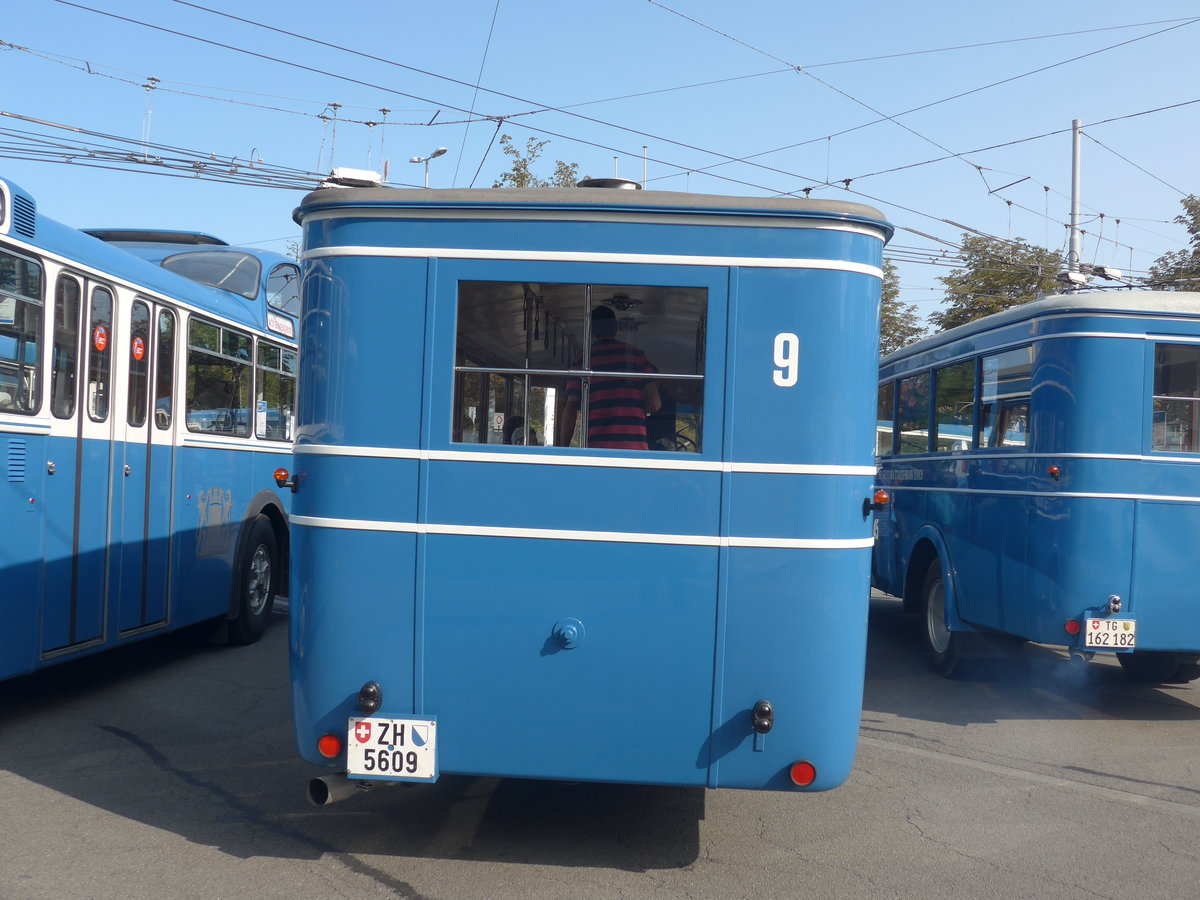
xmin=346 ymin=716 xmax=438 ymax=781
xmin=1083 ymin=618 xmax=1136 ymax=649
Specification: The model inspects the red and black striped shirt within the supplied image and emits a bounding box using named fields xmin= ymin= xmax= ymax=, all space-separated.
xmin=566 ymin=338 xmax=656 ymax=449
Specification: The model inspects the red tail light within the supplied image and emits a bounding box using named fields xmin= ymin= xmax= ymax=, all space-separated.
xmin=789 ymin=761 xmax=817 ymax=787
xmin=317 ymin=734 xmax=342 ymax=758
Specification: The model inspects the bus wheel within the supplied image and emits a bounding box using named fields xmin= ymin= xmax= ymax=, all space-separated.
xmin=1117 ymin=650 xmax=1195 ymax=684
xmin=231 ymin=515 xmax=278 ymax=645
xmin=922 ymin=561 xmax=960 ymax=677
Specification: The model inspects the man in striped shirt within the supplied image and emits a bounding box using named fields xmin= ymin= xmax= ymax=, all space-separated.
xmin=560 ymin=305 xmax=661 ymax=450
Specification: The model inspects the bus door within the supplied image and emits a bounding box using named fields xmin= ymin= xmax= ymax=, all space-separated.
xmin=40 ymin=279 xmax=114 ymax=653
xmin=114 ymin=301 xmax=176 ymax=633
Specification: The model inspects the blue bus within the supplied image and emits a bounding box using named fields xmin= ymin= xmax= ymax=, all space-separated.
xmin=285 ymin=180 xmax=892 ymax=803
xmin=0 ymin=175 xmax=298 ymax=680
xmin=873 ymin=292 xmax=1200 ymax=683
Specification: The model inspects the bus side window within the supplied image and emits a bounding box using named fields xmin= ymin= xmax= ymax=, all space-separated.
xmin=87 ymin=287 xmax=114 ymax=422
xmin=933 ymin=361 xmax=974 ymax=452
xmin=186 ymin=318 xmax=252 ymax=436
xmin=0 ymin=249 xmax=44 ymax=414
xmin=897 ymin=372 xmax=930 ymax=455
xmin=978 ymin=346 xmax=1032 ymax=448
xmin=876 ymin=381 xmax=895 ymax=456
xmin=155 ymin=309 xmax=176 ymax=429
xmin=51 ymin=275 xmax=80 ymax=419
xmin=1152 ymin=343 xmax=1200 ymax=452
xmin=255 ymin=340 xmax=297 ymax=441
xmin=127 ymin=300 xmax=150 ymax=427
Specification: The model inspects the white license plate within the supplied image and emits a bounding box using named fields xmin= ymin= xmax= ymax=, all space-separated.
xmin=346 ymin=716 xmax=437 ymax=780
xmin=1083 ymin=618 xmax=1137 ymax=649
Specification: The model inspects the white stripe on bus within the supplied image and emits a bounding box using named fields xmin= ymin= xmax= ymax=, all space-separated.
xmin=302 ymin=245 xmax=884 ymax=277
xmin=879 ymin=485 xmax=1200 ymax=503
xmin=289 ymin=514 xmax=873 ymax=549
xmin=293 ymin=444 xmax=874 ymax=475
xmin=879 ymin=451 xmax=1200 ymax=464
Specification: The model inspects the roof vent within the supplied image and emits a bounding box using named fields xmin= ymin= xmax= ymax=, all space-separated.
xmin=576 ymin=177 xmax=642 ymax=190
xmin=11 ymin=194 xmax=35 ymax=238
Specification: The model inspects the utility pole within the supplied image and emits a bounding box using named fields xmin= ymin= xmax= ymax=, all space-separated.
xmin=1069 ymin=118 xmax=1082 ymax=276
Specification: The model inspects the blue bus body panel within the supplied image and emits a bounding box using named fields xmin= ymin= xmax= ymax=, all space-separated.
xmin=291 ymin=187 xmax=892 ymax=790
xmin=2 ymin=430 xmax=44 ymax=679
xmin=875 ymin=293 xmax=1200 ymax=656
xmin=0 ymin=174 xmax=295 ymax=679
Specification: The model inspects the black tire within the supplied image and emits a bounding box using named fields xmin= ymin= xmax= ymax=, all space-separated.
xmin=230 ymin=515 xmax=278 ymax=645
xmin=921 ymin=560 xmax=961 ymax=677
xmin=1117 ymin=650 xmax=1196 ymax=684
xmin=1170 ymin=662 xmax=1200 ymax=684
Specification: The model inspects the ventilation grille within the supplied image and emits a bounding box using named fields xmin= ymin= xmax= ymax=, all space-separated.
xmin=7 ymin=437 xmax=27 ymax=483
xmin=12 ymin=195 xmax=36 ymax=238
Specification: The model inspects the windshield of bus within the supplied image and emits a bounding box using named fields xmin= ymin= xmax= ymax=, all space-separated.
xmin=162 ymin=250 xmax=262 ymax=300
xmin=266 ymin=264 xmax=300 ymax=316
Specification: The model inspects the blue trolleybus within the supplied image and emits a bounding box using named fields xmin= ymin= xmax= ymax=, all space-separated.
xmin=286 ymin=181 xmax=892 ymax=803
xmin=873 ymin=292 xmax=1200 ymax=683
xmin=0 ymin=175 xmax=298 ymax=680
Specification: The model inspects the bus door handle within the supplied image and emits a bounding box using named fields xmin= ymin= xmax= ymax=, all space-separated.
xmin=124 ymin=464 xmax=132 ymax=476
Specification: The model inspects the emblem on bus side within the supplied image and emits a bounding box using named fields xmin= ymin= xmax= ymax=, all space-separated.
xmin=196 ymin=487 xmax=234 ymax=557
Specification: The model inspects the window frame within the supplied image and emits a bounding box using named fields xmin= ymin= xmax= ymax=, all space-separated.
xmin=255 ymin=338 xmax=297 ymax=442
xmin=451 ymin=277 xmax=709 ymax=453
xmin=1151 ymin=341 xmax=1200 ymax=454
xmin=184 ymin=315 xmax=253 ymax=437
xmin=977 ymin=345 xmax=1033 ymax=450
xmin=0 ymin=246 xmax=45 ymax=416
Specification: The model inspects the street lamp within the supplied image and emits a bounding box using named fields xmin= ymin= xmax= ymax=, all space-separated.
xmin=409 ymin=146 xmax=447 ymax=188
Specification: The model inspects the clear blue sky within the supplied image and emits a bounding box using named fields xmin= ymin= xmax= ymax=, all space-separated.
xmin=2 ymin=0 xmax=1198 ymax=322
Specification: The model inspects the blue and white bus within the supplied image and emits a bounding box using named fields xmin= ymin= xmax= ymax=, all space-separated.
xmin=0 ymin=175 xmax=298 ymax=681
xmin=873 ymin=292 xmax=1200 ymax=683
xmin=285 ymin=180 xmax=893 ymax=803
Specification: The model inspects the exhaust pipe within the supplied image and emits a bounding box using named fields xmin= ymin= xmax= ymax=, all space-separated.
xmin=307 ymin=773 xmax=369 ymax=806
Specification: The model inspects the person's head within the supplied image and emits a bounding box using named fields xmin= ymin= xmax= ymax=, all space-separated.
xmin=503 ymin=415 xmax=525 ymax=444
xmin=591 ymin=304 xmax=618 ymax=339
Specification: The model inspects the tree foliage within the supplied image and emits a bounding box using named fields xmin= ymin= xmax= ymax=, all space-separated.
xmin=1149 ymin=195 xmax=1200 ymax=290
xmin=492 ymin=134 xmax=580 ymax=188
xmin=879 ymin=258 xmax=927 ymax=356
xmin=929 ymin=235 xmax=1063 ymax=332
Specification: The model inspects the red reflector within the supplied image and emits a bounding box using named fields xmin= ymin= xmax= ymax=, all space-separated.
xmin=1065 ymin=620 xmax=1081 ymax=635
xmin=273 ymin=467 xmax=290 ymax=487
xmin=873 ymin=489 xmax=890 ymax=506
xmin=317 ymin=734 xmax=342 ymax=758
xmin=789 ymin=761 xmax=817 ymax=787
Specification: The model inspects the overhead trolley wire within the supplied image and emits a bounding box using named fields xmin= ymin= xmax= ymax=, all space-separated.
xmin=51 ymin=0 xmax=824 ymax=187
xmin=29 ymin=0 xmax=1197 ymax=279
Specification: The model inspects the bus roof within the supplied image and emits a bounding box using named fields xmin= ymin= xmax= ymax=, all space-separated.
xmin=1 ymin=174 xmax=275 ymax=333
xmin=294 ymin=186 xmax=893 ymax=237
xmin=81 ymin=229 xmax=229 ymax=246
xmin=883 ymin=291 xmax=1200 ymax=371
